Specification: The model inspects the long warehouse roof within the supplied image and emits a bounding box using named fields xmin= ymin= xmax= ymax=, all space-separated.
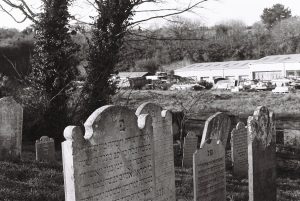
xmin=175 ymin=60 xmax=255 ymax=72
xmin=252 ymin=54 xmax=300 ymax=64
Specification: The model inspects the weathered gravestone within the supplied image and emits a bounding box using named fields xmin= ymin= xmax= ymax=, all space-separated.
xmin=248 ymin=106 xmax=276 ymax=201
xmin=200 ymin=112 xmax=231 ymax=149
xmin=182 ymin=131 xmax=198 ymax=167
xmin=62 ymin=105 xmax=155 ymax=201
xmin=136 ymin=102 xmax=176 ymax=201
xmin=231 ymin=122 xmax=248 ymax=177
xmin=193 ymin=139 xmax=226 ymax=201
xmin=0 ymin=97 xmax=23 ymax=160
xmin=35 ymin=136 xmax=55 ymax=162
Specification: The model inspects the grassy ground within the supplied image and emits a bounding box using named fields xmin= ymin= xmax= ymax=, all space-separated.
xmin=1 ymin=144 xmax=300 ymax=201
xmin=113 ymin=90 xmax=300 ymax=116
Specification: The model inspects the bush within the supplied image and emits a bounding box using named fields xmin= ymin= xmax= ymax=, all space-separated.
xmin=198 ymin=80 xmax=213 ymax=89
xmin=134 ymin=58 xmax=160 ymax=74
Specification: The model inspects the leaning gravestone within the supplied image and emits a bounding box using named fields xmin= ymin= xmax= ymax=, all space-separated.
xmin=35 ymin=136 xmax=55 ymax=162
xmin=0 ymin=97 xmax=23 ymax=160
xmin=231 ymin=122 xmax=248 ymax=177
xmin=200 ymin=112 xmax=231 ymax=149
xmin=62 ymin=105 xmax=155 ymax=201
xmin=182 ymin=131 xmax=198 ymax=167
xmin=193 ymin=139 xmax=226 ymax=201
xmin=136 ymin=102 xmax=176 ymax=201
xmin=248 ymin=106 xmax=276 ymax=201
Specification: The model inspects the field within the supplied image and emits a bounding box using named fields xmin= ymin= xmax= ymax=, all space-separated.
xmin=113 ymin=90 xmax=300 ymax=116
xmin=1 ymin=144 xmax=300 ymax=201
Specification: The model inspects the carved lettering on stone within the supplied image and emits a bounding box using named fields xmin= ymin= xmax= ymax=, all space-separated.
xmin=231 ymin=122 xmax=248 ymax=177
xmin=136 ymin=102 xmax=176 ymax=201
xmin=193 ymin=139 xmax=226 ymax=201
xmin=182 ymin=132 xmax=198 ymax=168
xmin=248 ymin=106 xmax=276 ymax=201
xmin=62 ymin=105 xmax=155 ymax=201
xmin=35 ymin=136 xmax=55 ymax=162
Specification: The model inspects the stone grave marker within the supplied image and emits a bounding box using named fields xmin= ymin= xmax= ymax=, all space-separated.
xmin=231 ymin=122 xmax=248 ymax=177
xmin=193 ymin=139 xmax=226 ymax=201
xmin=248 ymin=106 xmax=276 ymax=201
xmin=62 ymin=105 xmax=155 ymax=201
xmin=35 ymin=136 xmax=55 ymax=162
xmin=182 ymin=131 xmax=198 ymax=167
xmin=200 ymin=112 xmax=231 ymax=149
xmin=0 ymin=97 xmax=23 ymax=160
xmin=136 ymin=102 xmax=176 ymax=201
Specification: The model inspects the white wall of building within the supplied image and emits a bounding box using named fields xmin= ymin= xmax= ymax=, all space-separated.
xmin=175 ymin=68 xmax=250 ymax=82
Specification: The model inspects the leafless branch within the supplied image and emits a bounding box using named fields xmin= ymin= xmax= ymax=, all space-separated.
xmin=129 ymin=0 xmax=209 ymax=26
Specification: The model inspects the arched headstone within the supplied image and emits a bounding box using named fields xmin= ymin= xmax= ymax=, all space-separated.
xmin=200 ymin=112 xmax=231 ymax=148
xmin=248 ymin=106 xmax=276 ymax=201
xmin=62 ymin=105 xmax=155 ymax=201
xmin=136 ymin=102 xmax=176 ymax=201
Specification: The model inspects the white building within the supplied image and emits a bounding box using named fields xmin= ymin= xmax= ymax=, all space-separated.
xmin=174 ymin=60 xmax=253 ymax=83
xmin=174 ymin=54 xmax=300 ymax=82
xmin=249 ymin=54 xmax=300 ymax=80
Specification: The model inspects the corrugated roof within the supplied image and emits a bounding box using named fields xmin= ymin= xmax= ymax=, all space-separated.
xmin=253 ymin=54 xmax=300 ymax=64
xmin=175 ymin=60 xmax=254 ymax=72
xmin=118 ymin=72 xmax=149 ymax=78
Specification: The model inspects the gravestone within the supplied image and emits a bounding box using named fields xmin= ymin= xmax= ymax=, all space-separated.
xmin=0 ymin=97 xmax=23 ymax=160
xmin=182 ymin=131 xmax=198 ymax=167
xmin=200 ymin=112 xmax=231 ymax=149
xmin=248 ymin=106 xmax=276 ymax=201
xmin=136 ymin=102 xmax=176 ymax=201
xmin=62 ymin=105 xmax=155 ymax=201
xmin=193 ymin=139 xmax=226 ymax=201
xmin=35 ymin=136 xmax=55 ymax=162
xmin=231 ymin=122 xmax=248 ymax=177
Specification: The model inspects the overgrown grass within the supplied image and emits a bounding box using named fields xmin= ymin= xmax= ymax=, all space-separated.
xmin=113 ymin=90 xmax=300 ymax=116
xmin=0 ymin=144 xmax=64 ymax=201
xmin=1 ymin=143 xmax=300 ymax=200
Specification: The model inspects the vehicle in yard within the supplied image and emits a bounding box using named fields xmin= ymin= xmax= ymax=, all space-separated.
xmin=290 ymin=80 xmax=300 ymax=89
xmin=169 ymin=83 xmax=205 ymax=91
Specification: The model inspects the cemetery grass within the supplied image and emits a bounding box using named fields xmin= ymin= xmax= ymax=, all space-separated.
xmin=0 ymin=146 xmax=300 ymax=201
xmin=0 ymin=143 xmax=64 ymax=201
xmin=113 ymin=90 xmax=300 ymax=116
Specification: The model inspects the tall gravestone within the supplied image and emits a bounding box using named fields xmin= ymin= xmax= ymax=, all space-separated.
xmin=136 ymin=102 xmax=176 ymax=201
xmin=248 ymin=106 xmax=276 ymax=201
xmin=200 ymin=112 xmax=231 ymax=149
xmin=35 ymin=136 xmax=55 ymax=162
xmin=182 ymin=131 xmax=198 ymax=167
xmin=193 ymin=139 xmax=226 ymax=201
xmin=0 ymin=97 xmax=23 ymax=160
xmin=62 ymin=105 xmax=155 ymax=201
xmin=231 ymin=122 xmax=248 ymax=177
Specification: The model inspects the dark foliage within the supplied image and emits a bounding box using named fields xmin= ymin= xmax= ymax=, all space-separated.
xmin=79 ymin=0 xmax=134 ymax=122
xmin=25 ymin=0 xmax=79 ymax=141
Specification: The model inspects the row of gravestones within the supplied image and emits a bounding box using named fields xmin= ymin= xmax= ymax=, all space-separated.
xmin=0 ymin=97 xmax=276 ymax=201
xmin=185 ymin=107 xmax=276 ymax=201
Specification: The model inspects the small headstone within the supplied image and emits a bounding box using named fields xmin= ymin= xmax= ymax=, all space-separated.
xmin=284 ymin=129 xmax=300 ymax=147
xmin=0 ymin=97 xmax=23 ymax=160
xmin=136 ymin=102 xmax=176 ymax=201
xmin=182 ymin=132 xmax=198 ymax=167
xmin=200 ymin=112 xmax=231 ymax=149
xmin=62 ymin=105 xmax=155 ymax=201
xmin=248 ymin=106 xmax=276 ymax=201
xmin=35 ymin=136 xmax=55 ymax=162
xmin=193 ymin=139 xmax=226 ymax=201
xmin=231 ymin=122 xmax=248 ymax=177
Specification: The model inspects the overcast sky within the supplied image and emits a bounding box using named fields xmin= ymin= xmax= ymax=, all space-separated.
xmin=0 ymin=0 xmax=299 ymax=30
